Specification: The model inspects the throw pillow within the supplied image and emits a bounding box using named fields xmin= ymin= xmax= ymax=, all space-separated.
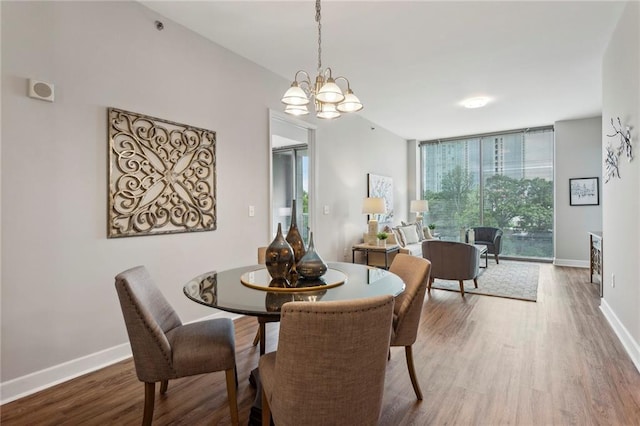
xmin=402 ymin=220 xmax=426 ymax=241
xmin=398 ymin=225 xmax=420 ymax=245
xmin=392 ymin=227 xmax=406 ymax=247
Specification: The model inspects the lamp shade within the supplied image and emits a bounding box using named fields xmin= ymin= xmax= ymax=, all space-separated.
xmin=362 ymin=197 xmax=386 ymax=214
xmin=284 ymin=104 xmax=310 ymax=116
xmin=316 ymin=102 xmax=340 ymax=119
xmin=281 ymin=83 xmax=309 ymax=106
xmin=410 ymin=200 xmax=429 ymax=213
xmin=316 ymin=78 xmax=345 ymax=104
xmin=336 ymin=89 xmax=363 ymax=113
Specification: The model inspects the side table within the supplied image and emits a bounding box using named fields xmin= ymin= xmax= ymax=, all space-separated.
xmin=352 ymin=243 xmax=400 ymax=270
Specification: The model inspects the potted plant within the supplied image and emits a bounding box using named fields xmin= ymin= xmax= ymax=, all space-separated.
xmin=426 ymin=223 xmax=437 ymax=239
xmin=376 ymin=231 xmax=389 ymax=247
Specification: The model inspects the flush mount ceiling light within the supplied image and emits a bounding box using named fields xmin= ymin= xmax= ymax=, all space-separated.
xmin=281 ymin=0 xmax=363 ymax=119
xmin=461 ymin=96 xmax=490 ymax=109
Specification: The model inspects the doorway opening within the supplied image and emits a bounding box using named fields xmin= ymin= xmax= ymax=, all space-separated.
xmin=269 ymin=111 xmax=316 ymax=244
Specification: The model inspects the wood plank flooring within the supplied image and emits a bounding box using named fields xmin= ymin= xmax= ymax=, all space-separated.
xmin=2 ymin=264 xmax=640 ymax=425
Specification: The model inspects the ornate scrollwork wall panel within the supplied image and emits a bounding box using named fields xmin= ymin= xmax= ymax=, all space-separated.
xmin=108 ymin=108 xmax=216 ymax=238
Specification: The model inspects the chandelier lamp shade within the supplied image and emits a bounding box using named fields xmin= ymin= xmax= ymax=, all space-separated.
xmin=281 ymin=0 xmax=363 ymax=119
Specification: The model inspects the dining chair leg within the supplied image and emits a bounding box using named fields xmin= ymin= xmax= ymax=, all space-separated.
xmin=495 ymin=254 xmax=500 ymax=264
xmin=458 ymin=280 xmax=465 ymax=296
xmin=143 ymin=382 xmax=155 ymax=426
xmin=259 ymin=322 xmax=266 ymax=355
xmin=261 ymin=388 xmax=271 ymax=426
xmin=252 ymin=328 xmax=261 ymax=346
xmin=428 ymin=277 xmax=433 ymax=291
xmin=225 ymin=368 xmax=240 ymax=426
xmin=473 ymin=278 xmax=478 ymax=288
xmin=160 ymin=380 xmax=168 ymax=394
xmin=404 ymin=346 xmax=423 ymax=400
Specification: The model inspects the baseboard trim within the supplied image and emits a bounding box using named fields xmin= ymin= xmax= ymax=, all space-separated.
xmin=553 ymin=258 xmax=589 ymax=268
xmin=1 ymin=311 xmax=240 ymax=405
xmin=0 ymin=343 xmax=133 ymax=405
xmin=600 ymin=299 xmax=640 ymax=374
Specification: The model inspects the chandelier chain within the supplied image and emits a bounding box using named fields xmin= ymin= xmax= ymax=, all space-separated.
xmin=316 ymin=0 xmax=322 ymax=73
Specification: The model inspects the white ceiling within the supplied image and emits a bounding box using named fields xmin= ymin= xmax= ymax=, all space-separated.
xmin=141 ymin=1 xmax=625 ymax=140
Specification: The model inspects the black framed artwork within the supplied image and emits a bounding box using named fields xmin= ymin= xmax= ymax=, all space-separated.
xmin=569 ymin=177 xmax=599 ymax=206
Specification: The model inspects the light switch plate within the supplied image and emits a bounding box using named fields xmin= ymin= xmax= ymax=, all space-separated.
xmin=249 ymin=205 xmax=255 ymax=217
xmin=323 ymin=205 xmax=330 ymax=215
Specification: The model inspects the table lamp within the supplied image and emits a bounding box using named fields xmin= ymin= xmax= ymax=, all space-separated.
xmin=410 ymin=199 xmax=429 ymax=222
xmin=362 ymin=197 xmax=386 ymax=244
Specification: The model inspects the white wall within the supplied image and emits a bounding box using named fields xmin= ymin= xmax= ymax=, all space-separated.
xmin=600 ymin=0 xmax=640 ymax=372
xmin=554 ymin=117 xmax=603 ymax=266
xmin=0 ymin=1 xmax=406 ymax=401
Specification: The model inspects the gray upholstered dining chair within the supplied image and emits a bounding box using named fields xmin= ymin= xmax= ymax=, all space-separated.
xmin=422 ymin=240 xmax=480 ymax=296
xmin=115 ymin=266 xmax=239 ymax=426
xmin=259 ymin=295 xmax=395 ymax=426
xmin=388 ymin=253 xmax=431 ymax=400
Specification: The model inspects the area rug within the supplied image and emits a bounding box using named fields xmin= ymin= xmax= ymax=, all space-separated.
xmin=429 ymin=260 xmax=540 ymax=301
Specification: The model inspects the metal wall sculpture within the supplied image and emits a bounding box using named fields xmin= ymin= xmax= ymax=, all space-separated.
xmin=108 ymin=108 xmax=216 ymax=237
xmin=604 ymin=117 xmax=633 ymax=183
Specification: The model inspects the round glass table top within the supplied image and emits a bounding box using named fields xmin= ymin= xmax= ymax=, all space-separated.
xmin=183 ymin=262 xmax=405 ymax=318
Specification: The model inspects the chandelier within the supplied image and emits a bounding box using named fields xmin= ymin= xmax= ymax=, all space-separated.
xmin=281 ymin=0 xmax=363 ymax=119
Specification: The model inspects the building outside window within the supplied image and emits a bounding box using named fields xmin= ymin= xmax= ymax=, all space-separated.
xmin=420 ymin=127 xmax=554 ymax=259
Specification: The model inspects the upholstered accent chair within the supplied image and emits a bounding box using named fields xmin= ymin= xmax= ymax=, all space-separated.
xmin=469 ymin=227 xmax=503 ymax=264
xmin=388 ymin=254 xmax=432 ymax=400
xmin=422 ymin=240 xmax=480 ymax=296
xmin=115 ymin=266 xmax=239 ymax=426
xmin=259 ymin=295 xmax=395 ymax=426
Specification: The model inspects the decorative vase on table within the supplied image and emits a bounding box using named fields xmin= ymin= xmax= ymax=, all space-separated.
xmin=286 ymin=199 xmax=306 ymax=263
xmin=265 ymin=223 xmax=295 ymax=284
xmin=296 ymin=231 xmax=328 ymax=280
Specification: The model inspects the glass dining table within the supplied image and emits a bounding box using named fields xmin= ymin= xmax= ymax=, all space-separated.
xmin=183 ymin=261 xmax=405 ymax=347
xmin=183 ymin=261 xmax=404 ymax=425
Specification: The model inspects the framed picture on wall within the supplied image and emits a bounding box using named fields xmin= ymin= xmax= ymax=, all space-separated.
xmin=569 ymin=177 xmax=599 ymax=206
xmin=367 ymin=173 xmax=394 ymax=223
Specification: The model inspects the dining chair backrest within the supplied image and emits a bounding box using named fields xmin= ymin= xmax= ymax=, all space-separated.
xmin=115 ymin=266 xmax=182 ymax=383
xmin=388 ymin=253 xmax=431 ymax=346
xmin=257 ymin=246 xmax=267 ymax=264
xmin=260 ymin=295 xmax=394 ymax=426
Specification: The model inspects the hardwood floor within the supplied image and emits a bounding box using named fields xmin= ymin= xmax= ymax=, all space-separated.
xmin=2 ymin=264 xmax=640 ymax=425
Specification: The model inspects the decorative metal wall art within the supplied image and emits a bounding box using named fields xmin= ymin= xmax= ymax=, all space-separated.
xmin=604 ymin=117 xmax=633 ymax=183
xmin=108 ymin=108 xmax=216 ymax=237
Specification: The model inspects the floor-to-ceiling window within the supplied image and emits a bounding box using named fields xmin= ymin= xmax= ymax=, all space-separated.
xmin=420 ymin=126 xmax=554 ymax=259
